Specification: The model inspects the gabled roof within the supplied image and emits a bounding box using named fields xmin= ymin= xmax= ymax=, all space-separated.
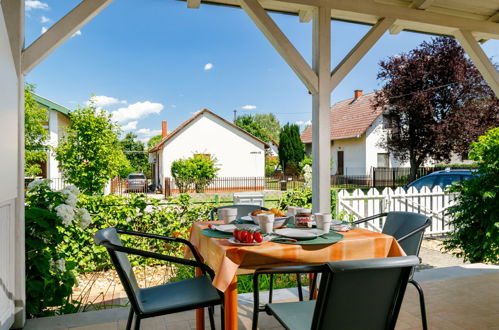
xmin=149 ymin=108 xmax=269 ymax=152
xmin=301 ymin=92 xmax=382 ymax=143
xmin=33 ymin=93 xmax=71 ymax=116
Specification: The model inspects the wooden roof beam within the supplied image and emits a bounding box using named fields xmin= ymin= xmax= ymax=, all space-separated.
xmin=239 ymin=0 xmax=318 ymax=93
xmin=390 ymin=0 xmax=435 ymax=35
xmin=22 ymin=0 xmax=114 ymax=75
xmin=330 ymin=17 xmax=395 ymax=92
xmin=1 ymin=0 xmax=23 ymax=74
xmin=454 ymin=30 xmax=499 ymax=97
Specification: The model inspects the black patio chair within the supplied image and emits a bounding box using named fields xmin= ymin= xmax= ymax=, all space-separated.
xmin=252 ymin=256 xmax=420 ymax=330
xmin=352 ymin=211 xmax=432 ymax=330
xmin=94 ymin=228 xmax=224 ymax=330
xmin=210 ymin=204 xmax=268 ymax=220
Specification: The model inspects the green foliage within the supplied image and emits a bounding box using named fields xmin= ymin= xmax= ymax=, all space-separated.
xmin=279 ymin=188 xmax=337 ymax=215
xmin=171 ymin=154 xmax=219 ymax=193
xmin=55 ymin=105 xmax=130 ymax=194
xmin=147 ymin=134 xmax=163 ymax=149
xmin=25 ymin=181 xmax=88 ymax=317
xmin=279 ymin=123 xmax=305 ymax=174
xmin=444 ymin=128 xmax=499 ymax=263
xmin=234 ymin=113 xmax=281 ymax=142
xmin=120 ymin=133 xmax=150 ymax=176
xmin=299 ymin=154 xmax=312 ymax=172
xmin=265 ymin=156 xmax=279 ymax=177
xmin=25 ymin=84 xmax=49 ymax=177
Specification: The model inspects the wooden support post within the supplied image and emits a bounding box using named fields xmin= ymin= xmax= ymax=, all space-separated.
xmin=311 ymin=6 xmax=331 ymax=213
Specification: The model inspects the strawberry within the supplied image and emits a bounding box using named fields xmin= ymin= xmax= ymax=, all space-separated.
xmin=254 ymin=232 xmax=263 ymax=243
xmin=246 ymin=231 xmax=254 ymax=243
xmin=239 ymin=230 xmax=248 ymax=243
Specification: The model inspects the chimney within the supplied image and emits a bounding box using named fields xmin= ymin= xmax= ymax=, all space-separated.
xmin=354 ymin=90 xmax=363 ymax=100
xmin=162 ymin=120 xmax=167 ymax=138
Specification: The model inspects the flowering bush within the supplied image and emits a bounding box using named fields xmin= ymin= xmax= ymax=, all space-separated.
xmin=25 ymin=180 xmax=91 ymax=317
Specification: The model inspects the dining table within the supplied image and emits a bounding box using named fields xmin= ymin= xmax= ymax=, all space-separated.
xmin=187 ymin=221 xmax=406 ymax=330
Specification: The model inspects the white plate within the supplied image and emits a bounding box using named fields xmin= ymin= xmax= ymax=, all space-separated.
xmin=274 ymin=228 xmax=326 ymax=240
xmin=227 ymin=236 xmax=271 ymax=246
xmin=212 ymin=224 xmax=259 ymax=233
xmin=240 ymin=216 xmax=253 ymax=221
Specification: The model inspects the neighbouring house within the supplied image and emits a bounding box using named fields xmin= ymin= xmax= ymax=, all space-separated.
xmin=268 ymin=139 xmax=279 ymax=157
xmin=33 ymin=93 xmax=71 ymax=180
xmin=149 ymin=109 xmax=267 ymax=189
xmin=301 ymin=90 xmax=405 ymax=176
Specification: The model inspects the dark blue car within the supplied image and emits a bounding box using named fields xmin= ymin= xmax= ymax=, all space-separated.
xmin=405 ymin=169 xmax=475 ymax=191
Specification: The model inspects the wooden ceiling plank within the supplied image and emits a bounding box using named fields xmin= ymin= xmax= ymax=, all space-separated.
xmin=22 ymin=0 xmax=113 ymax=75
xmin=239 ymin=0 xmax=318 ymax=93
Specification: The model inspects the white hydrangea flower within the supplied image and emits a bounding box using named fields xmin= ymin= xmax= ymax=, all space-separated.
xmin=303 ymin=164 xmax=312 ymax=189
xmin=62 ymin=191 xmax=78 ymax=207
xmin=55 ymin=259 xmax=66 ymax=272
xmin=55 ymin=204 xmax=75 ymax=226
xmin=144 ymin=205 xmax=155 ymax=214
xmin=126 ymin=217 xmax=132 ymax=222
xmin=75 ymin=208 xmax=92 ymax=229
xmin=28 ymin=179 xmax=51 ymax=190
xmin=63 ymin=185 xmax=80 ymax=197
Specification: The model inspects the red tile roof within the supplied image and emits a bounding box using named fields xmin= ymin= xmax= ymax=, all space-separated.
xmin=149 ymin=108 xmax=268 ymax=152
xmin=301 ymin=92 xmax=382 ymax=143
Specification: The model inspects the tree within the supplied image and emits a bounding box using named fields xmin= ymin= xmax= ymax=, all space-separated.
xmin=171 ymin=154 xmax=219 ymax=193
xmin=55 ymin=105 xmax=130 ymax=194
xmin=235 ymin=113 xmax=281 ymax=142
xmin=120 ymin=133 xmax=150 ymax=175
xmin=25 ymin=84 xmax=49 ymax=177
xmin=147 ymin=134 xmax=162 ymax=149
xmin=444 ymin=127 xmax=499 ymax=263
xmin=278 ymin=123 xmax=305 ymax=174
xmin=374 ymin=37 xmax=498 ymax=181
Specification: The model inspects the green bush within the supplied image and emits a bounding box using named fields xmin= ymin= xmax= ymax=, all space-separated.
xmin=171 ymin=154 xmax=219 ymax=193
xmin=279 ymin=188 xmax=337 ymax=215
xmin=444 ymin=128 xmax=499 ymax=263
xmin=265 ymin=156 xmax=279 ymax=177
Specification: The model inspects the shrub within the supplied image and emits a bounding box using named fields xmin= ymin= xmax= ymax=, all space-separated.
xmin=279 ymin=188 xmax=337 ymax=215
xmin=265 ymin=156 xmax=279 ymax=177
xmin=444 ymin=127 xmax=499 ymax=263
xmin=171 ymin=154 xmax=219 ymax=192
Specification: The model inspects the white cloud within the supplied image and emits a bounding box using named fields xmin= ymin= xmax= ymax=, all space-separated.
xmin=41 ymin=26 xmax=48 ymax=34
xmin=40 ymin=15 xmax=51 ymax=23
xmin=242 ymin=105 xmax=256 ymax=110
xmin=295 ymin=120 xmax=312 ymax=126
xmin=87 ymin=95 xmax=127 ymax=108
xmin=71 ymin=30 xmax=82 ymax=38
xmin=136 ymin=128 xmax=162 ymax=139
xmin=25 ymin=0 xmax=48 ymax=11
xmin=204 ymin=63 xmax=213 ymax=71
xmin=112 ymin=101 xmax=164 ymax=123
xmin=121 ymin=121 xmax=138 ymax=131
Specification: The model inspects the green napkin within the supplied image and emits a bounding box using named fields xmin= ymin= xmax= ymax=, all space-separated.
xmin=201 ymin=228 xmax=233 ymax=239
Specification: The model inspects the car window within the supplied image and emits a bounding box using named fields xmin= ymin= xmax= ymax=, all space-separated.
xmin=128 ymin=174 xmax=146 ymax=180
xmin=434 ymin=174 xmax=461 ymax=189
xmin=409 ymin=176 xmax=436 ymax=190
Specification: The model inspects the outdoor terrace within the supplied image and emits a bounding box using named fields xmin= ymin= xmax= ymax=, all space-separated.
xmin=24 ymin=264 xmax=499 ymax=330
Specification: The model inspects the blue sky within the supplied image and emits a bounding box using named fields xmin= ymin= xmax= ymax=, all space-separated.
xmin=25 ymin=0 xmax=499 ymax=143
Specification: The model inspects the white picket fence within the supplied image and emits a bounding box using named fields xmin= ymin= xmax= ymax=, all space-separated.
xmin=337 ymin=186 xmax=458 ymax=235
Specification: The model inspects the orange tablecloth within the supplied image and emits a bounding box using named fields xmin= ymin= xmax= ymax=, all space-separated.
xmin=188 ymin=221 xmax=406 ymax=292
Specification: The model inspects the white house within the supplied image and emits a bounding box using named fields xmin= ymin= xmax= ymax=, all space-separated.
xmin=301 ymin=90 xmax=405 ymax=176
xmin=32 ymin=93 xmax=71 ymax=180
xmin=149 ymin=109 xmax=267 ymax=188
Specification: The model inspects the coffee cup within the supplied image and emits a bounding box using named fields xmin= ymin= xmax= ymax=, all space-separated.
xmin=257 ymin=213 xmax=274 ymax=234
xmin=315 ymin=213 xmax=332 ymax=232
xmin=218 ymin=208 xmax=237 ymax=224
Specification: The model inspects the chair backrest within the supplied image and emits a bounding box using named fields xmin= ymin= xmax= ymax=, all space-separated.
xmin=312 ymin=256 xmax=420 ymax=330
xmin=210 ymin=204 xmax=268 ymax=220
xmin=382 ymin=211 xmax=430 ymax=256
xmin=94 ymin=228 xmax=141 ymax=311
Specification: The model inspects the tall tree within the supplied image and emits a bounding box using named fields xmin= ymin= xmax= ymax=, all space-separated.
xmin=25 ymin=84 xmax=49 ymax=177
xmin=235 ymin=113 xmax=281 ymax=142
xmin=120 ymin=133 xmax=150 ymax=175
xmin=147 ymin=134 xmax=162 ymax=149
xmin=375 ymin=37 xmax=498 ymax=180
xmin=55 ymin=105 xmax=130 ymax=194
xmin=278 ymin=123 xmax=305 ymax=174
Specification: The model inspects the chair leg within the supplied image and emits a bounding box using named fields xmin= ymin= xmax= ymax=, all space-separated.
xmin=133 ymin=316 xmax=141 ymax=330
xmin=126 ymin=307 xmax=134 ymax=330
xmin=268 ymin=273 xmax=274 ymax=304
xmin=409 ymin=279 xmax=428 ymax=330
xmin=309 ymin=273 xmax=318 ymax=300
xmin=208 ymin=306 xmax=216 ymax=330
xmin=296 ymin=273 xmax=303 ymax=301
xmin=221 ymin=304 xmax=225 ymax=330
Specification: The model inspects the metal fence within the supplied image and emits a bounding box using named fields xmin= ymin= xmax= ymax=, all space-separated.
xmin=110 ymin=177 xmax=148 ymax=195
xmin=25 ymin=177 xmax=68 ymax=191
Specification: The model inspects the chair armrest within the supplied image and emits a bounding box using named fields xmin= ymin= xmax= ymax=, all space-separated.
xmin=352 ymin=213 xmax=388 ymax=225
xmin=397 ymin=218 xmax=432 ymax=243
xmin=116 ymin=229 xmax=204 ymax=264
xmin=102 ymin=241 xmax=215 ymax=278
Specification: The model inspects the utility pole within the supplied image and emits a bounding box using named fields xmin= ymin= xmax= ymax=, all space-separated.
xmin=233 ymin=109 xmax=237 ymax=122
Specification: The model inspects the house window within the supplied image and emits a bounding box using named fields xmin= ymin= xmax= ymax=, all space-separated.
xmin=377 ymin=153 xmax=389 ymax=167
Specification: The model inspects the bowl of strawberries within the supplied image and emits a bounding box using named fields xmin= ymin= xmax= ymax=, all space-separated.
xmin=229 ymin=229 xmax=270 ymax=245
